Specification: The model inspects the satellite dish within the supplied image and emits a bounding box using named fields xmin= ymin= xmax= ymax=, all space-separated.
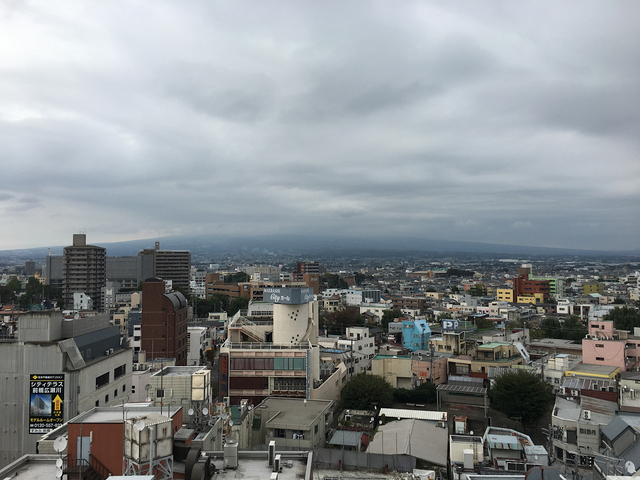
xmin=55 ymin=470 xmax=63 ymax=478
xmin=626 ymin=461 xmax=636 ymax=474
xmin=229 ymin=420 xmax=234 ymax=426
xmin=135 ymin=420 xmax=146 ymax=431
xmin=55 ymin=458 xmax=63 ymax=468
xmin=248 ymin=405 xmax=252 ymax=410
xmin=222 ymin=413 xmax=228 ymax=421
xmin=202 ymin=407 xmax=209 ymax=416
xmin=188 ymin=408 xmax=194 ymax=416
xmin=53 ymin=436 xmax=68 ymax=453
xmin=470 ymin=430 xmax=474 ymax=436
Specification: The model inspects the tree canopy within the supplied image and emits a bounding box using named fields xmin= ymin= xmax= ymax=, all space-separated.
xmin=489 ymin=369 xmax=554 ymax=426
xmin=6 ymin=278 xmax=21 ymax=293
xmin=381 ymin=308 xmax=403 ymax=328
xmin=193 ymin=293 xmax=230 ymax=317
xmin=321 ymin=273 xmax=348 ymax=289
xmin=393 ymin=382 xmax=437 ymax=405
xmin=339 ymin=374 xmax=394 ymax=410
xmin=603 ymin=307 xmax=640 ymax=332
xmin=446 ymin=268 xmax=475 ymax=277
xmin=224 ymin=272 xmax=250 ymax=283
xmin=324 ymin=306 xmax=364 ymax=334
xmin=228 ymin=296 xmax=250 ymax=316
xmin=539 ymin=316 xmax=587 ymax=341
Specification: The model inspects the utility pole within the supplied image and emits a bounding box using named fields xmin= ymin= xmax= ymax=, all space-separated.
xmin=429 ymin=344 xmax=434 ymax=383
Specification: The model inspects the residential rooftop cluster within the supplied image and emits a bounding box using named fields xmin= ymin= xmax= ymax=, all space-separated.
xmin=0 ymin=234 xmax=639 ymax=480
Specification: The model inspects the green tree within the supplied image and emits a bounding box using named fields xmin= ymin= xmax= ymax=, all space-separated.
xmin=321 ymin=273 xmax=348 ymax=289
xmin=475 ymin=317 xmax=494 ymax=330
xmin=381 ymin=309 xmax=403 ymax=329
xmin=228 ymin=296 xmax=249 ymax=316
xmin=339 ymin=374 xmax=394 ymax=410
xmin=437 ymin=312 xmax=453 ymax=320
xmin=445 ymin=268 xmax=475 ymax=277
xmin=353 ymin=272 xmax=365 ymax=286
xmin=539 ymin=316 xmax=586 ymax=340
xmin=604 ymin=306 xmax=640 ymax=332
xmin=225 ymin=272 xmax=250 ymax=283
xmin=561 ymin=315 xmax=588 ymax=341
xmin=470 ymin=284 xmax=486 ymax=297
xmin=6 ymin=278 xmax=21 ymax=293
xmin=613 ymin=297 xmax=625 ymax=305
xmin=325 ymin=307 xmax=364 ymax=335
xmin=489 ymin=370 xmax=553 ymax=426
xmin=0 ymin=286 xmax=16 ymax=304
xmin=393 ymin=382 xmax=437 ymax=404
xmin=540 ymin=316 xmax=562 ymax=338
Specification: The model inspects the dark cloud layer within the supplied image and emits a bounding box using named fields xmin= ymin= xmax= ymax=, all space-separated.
xmin=0 ymin=1 xmax=638 ymax=251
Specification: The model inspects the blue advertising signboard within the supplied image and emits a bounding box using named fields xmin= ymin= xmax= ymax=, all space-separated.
xmin=442 ymin=319 xmax=459 ymax=330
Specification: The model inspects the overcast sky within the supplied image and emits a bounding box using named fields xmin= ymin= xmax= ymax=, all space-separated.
xmin=1 ymin=1 xmax=639 ymax=252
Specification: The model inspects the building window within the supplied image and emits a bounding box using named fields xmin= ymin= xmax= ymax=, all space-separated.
xmin=595 ymin=344 xmax=604 ymax=348
xmin=105 ymin=394 xmax=109 ymax=403
xmin=114 ymin=365 xmax=126 ymax=379
xmin=315 ymin=425 xmax=319 ymax=434
xmin=275 ymin=429 xmax=286 ymax=438
xmin=157 ymin=389 xmax=165 ymax=398
xmin=96 ymin=372 xmax=109 ymax=389
xmin=596 ymin=357 xmax=604 ymax=361
xmin=95 ymin=400 xmax=99 ymax=407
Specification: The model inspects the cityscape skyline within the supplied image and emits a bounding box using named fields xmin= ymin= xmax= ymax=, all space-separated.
xmin=1 ymin=1 xmax=639 ymax=251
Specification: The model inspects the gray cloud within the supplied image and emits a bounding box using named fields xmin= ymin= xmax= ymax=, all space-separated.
xmin=0 ymin=1 xmax=638 ymax=251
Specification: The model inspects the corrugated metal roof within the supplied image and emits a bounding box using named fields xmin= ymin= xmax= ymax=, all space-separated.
xmin=379 ymin=408 xmax=447 ymax=421
xmin=562 ymin=377 xmax=616 ymax=391
xmin=328 ymin=430 xmax=363 ymax=447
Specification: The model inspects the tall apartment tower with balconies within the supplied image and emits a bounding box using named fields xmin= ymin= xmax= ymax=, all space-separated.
xmin=63 ymin=234 xmax=106 ymax=311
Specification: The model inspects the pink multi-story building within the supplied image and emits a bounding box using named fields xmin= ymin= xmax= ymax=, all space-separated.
xmin=582 ymin=320 xmax=640 ymax=372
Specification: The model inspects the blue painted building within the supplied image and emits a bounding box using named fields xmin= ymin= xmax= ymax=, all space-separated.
xmin=402 ymin=319 xmax=431 ymax=352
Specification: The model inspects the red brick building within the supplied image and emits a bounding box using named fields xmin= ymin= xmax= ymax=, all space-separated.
xmin=141 ymin=278 xmax=189 ymax=365
xmin=513 ymin=274 xmax=551 ymax=300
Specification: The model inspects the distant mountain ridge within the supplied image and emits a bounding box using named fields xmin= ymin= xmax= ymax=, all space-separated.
xmin=1 ymin=234 xmax=639 ymax=261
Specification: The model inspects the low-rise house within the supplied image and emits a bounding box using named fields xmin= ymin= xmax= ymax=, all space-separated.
xmin=594 ymin=414 xmax=640 ymax=478
xmin=251 ymin=397 xmax=333 ymax=450
xmin=551 ymin=395 xmax=617 ymax=467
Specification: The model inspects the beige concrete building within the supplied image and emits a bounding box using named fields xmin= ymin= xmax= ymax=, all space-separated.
xmin=369 ymin=354 xmax=413 ymax=389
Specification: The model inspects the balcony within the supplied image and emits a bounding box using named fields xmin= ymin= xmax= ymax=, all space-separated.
xmin=223 ymin=340 xmax=312 ymax=351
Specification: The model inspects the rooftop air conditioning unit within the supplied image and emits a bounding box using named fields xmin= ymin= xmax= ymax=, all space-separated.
xmin=584 ymin=410 xmax=591 ymax=420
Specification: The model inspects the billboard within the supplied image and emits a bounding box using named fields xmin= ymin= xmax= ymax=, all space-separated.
xmin=263 ymin=287 xmax=314 ymax=305
xmin=442 ymin=319 xmax=459 ymax=330
xmin=29 ymin=374 xmax=64 ymax=434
